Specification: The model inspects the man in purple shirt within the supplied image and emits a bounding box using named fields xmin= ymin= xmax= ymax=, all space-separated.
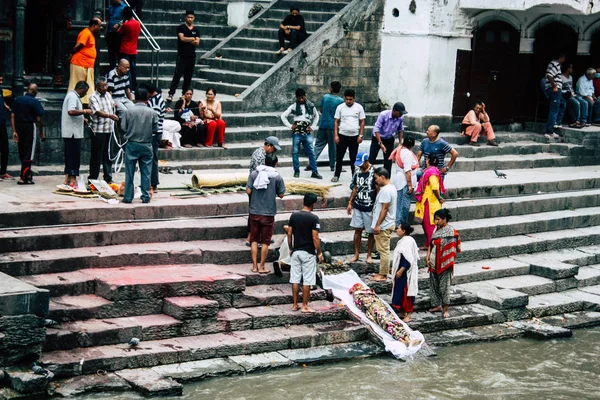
xmin=369 ymin=102 xmax=407 ymax=172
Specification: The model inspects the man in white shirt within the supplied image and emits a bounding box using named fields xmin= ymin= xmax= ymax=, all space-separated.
xmin=332 ymin=89 xmax=365 ymax=182
xmin=391 ymin=137 xmax=418 ymax=227
xmin=281 ymin=88 xmax=322 ymax=179
xmin=62 ymin=81 xmax=93 ymax=188
xmin=371 ymin=167 xmax=397 ymax=282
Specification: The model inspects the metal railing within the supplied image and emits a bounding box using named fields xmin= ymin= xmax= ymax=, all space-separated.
xmin=102 ymin=0 xmax=161 ymax=86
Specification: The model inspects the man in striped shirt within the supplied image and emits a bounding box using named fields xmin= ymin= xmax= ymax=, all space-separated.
xmin=107 ymin=59 xmax=134 ymax=122
xmin=89 ymin=76 xmax=119 ymax=184
xmin=544 ymin=53 xmax=566 ymax=139
xmin=415 ymin=125 xmax=458 ymax=180
xmin=146 ymin=84 xmax=171 ymax=191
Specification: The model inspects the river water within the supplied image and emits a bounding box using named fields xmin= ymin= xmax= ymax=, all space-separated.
xmin=88 ymin=327 xmax=600 ymax=400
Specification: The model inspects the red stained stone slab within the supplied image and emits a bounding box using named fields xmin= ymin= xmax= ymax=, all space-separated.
xmin=87 ymin=265 xmax=246 ymax=300
xmin=240 ymin=300 xmax=348 ymax=329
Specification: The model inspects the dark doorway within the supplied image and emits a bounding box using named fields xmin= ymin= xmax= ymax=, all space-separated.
xmin=526 ymin=22 xmax=578 ymax=120
xmin=457 ymin=21 xmax=521 ymax=123
xmin=589 ymin=28 xmax=600 ymax=69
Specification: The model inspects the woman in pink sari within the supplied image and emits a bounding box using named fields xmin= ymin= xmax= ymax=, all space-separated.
xmin=414 ymin=154 xmax=446 ymax=249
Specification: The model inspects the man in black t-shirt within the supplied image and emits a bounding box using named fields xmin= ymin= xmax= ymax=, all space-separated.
xmin=275 ymin=6 xmax=307 ymax=55
xmin=287 ymin=193 xmax=324 ymax=313
xmin=347 ymin=152 xmax=377 ymax=263
xmin=167 ymin=10 xmax=200 ymax=102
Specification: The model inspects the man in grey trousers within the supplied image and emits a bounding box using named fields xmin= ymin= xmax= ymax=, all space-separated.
xmin=122 ymin=87 xmax=158 ymax=203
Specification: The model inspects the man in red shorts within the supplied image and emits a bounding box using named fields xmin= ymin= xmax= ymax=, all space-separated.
xmin=246 ymin=153 xmax=286 ymax=273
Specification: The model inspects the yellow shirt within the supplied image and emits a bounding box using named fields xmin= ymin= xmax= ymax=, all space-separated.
xmin=415 ymin=175 xmax=442 ymax=224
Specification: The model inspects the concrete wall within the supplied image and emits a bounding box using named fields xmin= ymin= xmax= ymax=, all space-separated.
xmin=227 ymin=0 xmax=272 ymax=27
xmin=378 ymin=0 xmax=470 ymax=124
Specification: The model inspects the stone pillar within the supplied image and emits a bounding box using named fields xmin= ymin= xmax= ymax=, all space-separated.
xmin=13 ymin=0 xmax=26 ymax=95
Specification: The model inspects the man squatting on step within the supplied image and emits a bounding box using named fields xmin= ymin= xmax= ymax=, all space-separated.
xmin=287 ymin=193 xmax=324 ymax=313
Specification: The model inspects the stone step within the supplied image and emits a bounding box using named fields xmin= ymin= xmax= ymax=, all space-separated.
xmin=142 ymin=9 xmax=227 ymax=25
xmin=540 ymin=310 xmax=600 ymax=329
xmin=408 ymin=303 xmax=505 ymax=333
xmin=526 ymin=291 xmax=586 ymax=317
xmin=200 ymin=68 xmax=264 ymax=86
xmin=377 ymin=287 xmax=477 ymax=311
xmin=144 ymin=0 xmax=228 ymax=14
xmin=218 ymin=46 xmax=292 ymax=64
xmin=45 ymin=298 xmax=348 ymax=351
xmin=233 ymin=283 xmax=327 ymax=308
xmin=149 ymin=138 xmax=580 ymax=165
xmin=162 ymin=296 xmax=220 ymax=320
xmin=254 ymin=18 xmax=329 ymax=30
xmin=274 ymin=0 xmax=351 ymax=13
xmin=40 ymin=320 xmax=367 ymax=378
xmin=202 ymin=57 xmax=276 ymax=74
xmin=6 ymin=225 xmax=600 ymax=280
xmin=4 ymin=204 xmax=599 ymax=253
xmin=140 ymin=23 xmax=234 ymax=38
xmin=44 ymin=314 xmax=181 ymax=351
xmin=575 ymin=265 xmax=600 ymax=287
xmin=227 ymin=37 xmax=287 ymax=51
xmin=193 ymin=78 xmax=250 ymax=97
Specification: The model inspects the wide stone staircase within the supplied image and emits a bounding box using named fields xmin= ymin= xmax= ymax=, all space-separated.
xmin=196 ymin=0 xmax=351 ymax=96
xmin=96 ymin=0 xmax=235 ymax=85
xmin=2 ymin=123 xmax=600 ymax=395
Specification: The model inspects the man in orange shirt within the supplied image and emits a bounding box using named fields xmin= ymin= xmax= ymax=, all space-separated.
xmin=69 ymin=17 xmax=102 ymax=105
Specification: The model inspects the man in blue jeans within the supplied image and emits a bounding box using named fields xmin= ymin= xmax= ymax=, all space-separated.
xmin=544 ymin=53 xmax=566 ymax=139
xmin=281 ymin=88 xmax=322 ymax=179
xmin=122 ymin=87 xmax=159 ymax=203
xmin=311 ymin=81 xmax=343 ymax=172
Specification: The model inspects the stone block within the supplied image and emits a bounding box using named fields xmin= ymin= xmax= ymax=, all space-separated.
xmin=425 ymin=323 xmax=525 ymax=347
xmin=456 ymin=282 xmax=528 ymax=309
xmin=0 ymin=387 xmax=46 ymax=400
xmin=575 ymin=267 xmax=600 ymax=287
xmin=163 ymin=297 xmax=219 ymax=320
xmin=151 ymin=358 xmax=244 ymax=383
xmin=541 ymin=311 xmax=600 ymax=329
xmin=530 ymin=262 xmax=579 ymax=280
xmin=4 ymin=368 xmax=50 ymax=394
xmin=526 ymin=292 xmax=584 ymax=317
xmin=115 ymin=369 xmax=183 ymax=397
xmin=229 ymin=352 xmax=293 ymax=372
xmin=509 ymin=321 xmax=573 ymax=340
xmin=273 ymin=320 xmax=367 ymax=349
xmin=501 ymin=306 xmax=534 ymax=321
xmin=0 ymin=274 xmax=49 ymax=317
xmin=563 ymin=289 xmax=600 ymax=311
xmin=410 ymin=304 xmax=506 ymax=333
xmin=277 ymin=341 xmax=383 ymax=364
xmin=50 ymin=373 xmax=131 ymax=397
xmin=555 ymin=278 xmax=578 ymax=292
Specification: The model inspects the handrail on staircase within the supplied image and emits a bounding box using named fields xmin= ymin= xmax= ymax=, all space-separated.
xmin=102 ymin=0 xmax=161 ymax=86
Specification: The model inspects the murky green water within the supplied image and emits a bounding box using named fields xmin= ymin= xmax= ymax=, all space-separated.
xmin=88 ymin=328 xmax=600 ymax=400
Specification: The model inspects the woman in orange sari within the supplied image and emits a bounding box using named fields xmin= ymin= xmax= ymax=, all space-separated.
xmin=414 ymin=154 xmax=446 ymax=249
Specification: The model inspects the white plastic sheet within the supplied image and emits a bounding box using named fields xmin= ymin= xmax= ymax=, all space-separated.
xmin=321 ymin=270 xmax=425 ymax=359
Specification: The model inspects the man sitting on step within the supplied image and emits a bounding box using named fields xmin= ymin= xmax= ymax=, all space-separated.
xmin=275 ymin=6 xmax=307 ymax=55
xmin=461 ymin=101 xmax=498 ymax=147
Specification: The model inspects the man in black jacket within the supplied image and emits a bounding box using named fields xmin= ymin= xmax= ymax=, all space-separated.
xmin=275 ymin=7 xmax=307 ymax=55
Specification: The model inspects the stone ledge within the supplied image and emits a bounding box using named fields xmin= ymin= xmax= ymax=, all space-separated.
xmin=0 ymin=274 xmax=49 ymax=317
